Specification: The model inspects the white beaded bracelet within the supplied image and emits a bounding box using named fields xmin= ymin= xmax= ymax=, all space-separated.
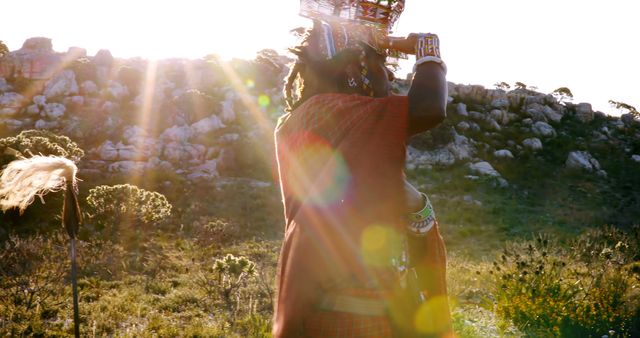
xmin=413 ymin=56 xmax=447 ymax=75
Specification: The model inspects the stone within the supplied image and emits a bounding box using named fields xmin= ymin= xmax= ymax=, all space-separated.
xmin=34 ymin=119 xmax=59 ymax=129
xmin=631 ymin=155 xmax=640 ymax=163
xmin=219 ymin=133 xmax=240 ymax=144
xmin=43 ymin=102 xmax=65 ymax=118
xmin=101 ymin=101 xmax=119 ymax=114
xmin=25 ymin=104 xmax=40 ymax=115
xmin=221 ymin=92 xmax=236 ymax=122
xmin=524 ymin=95 xmax=546 ymax=106
xmin=66 ymin=47 xmax=86 ymax=59
xmin=469 ymin=111 xmax=485 ymax=121
xmin=161 ymin=125 xmax=193 ymax=142
xmin=456 ymin=121 xmax=470 ymax=132
xmin=469 ymin=161 xmax=501 ymax=177
xmin=94 ymin=49 xmax=114 ymax=66
xmin=621 ymin=113 xmax=637 ymax=126
xmin=448 ymin=133 xmax=476 ymax=161
xmin=80 ymin=80 xmax=98 ymax=95
xmin=104 ymin=81 xmax=129 ymax=101
xmin=491 ymin=97 xmax=510 ymax=109
xmin=575 ymin=103 xmax=594 ymax=123
xmin=610 ymin=120 xmax=625 ymax=131
xmin=0 ymin=92 xmax=24 ymax=108
xmin=122 ymin=125 xmax=149 ymax=144
xmin=21 ymin=37 xmax=53 ymax=52
xmin=33 ymin=95 xmax=46 ymax=106
xmin=522 ymin=138 xmax=543 ymax=151
xmin=0 ymin=78 xmax=12 ymax=92
xmin=489 ymin=109 xmax=508 ymax=124
xmin=1 ymin=118 xmax=24 ymax=130
xmin=522 ymin=118 xmax=533 ymax=126
xmin=526 ymin=103 xmax=548 ymax=122
xmin=468 ymin=122 xmax=481 ymax=132
xmin=407 ymin=146 xmax=455 ymax=167
xmin=487 ymin=118 xmax=502 ymax=131
xmin=43 ymin=70 xmax=79 ymax=98
xmin=532 ymin=121 xmax=556 ymax=138
xmin=566 ymin=151 xmax=601 ymax=172
xmin=191 ymin=115 xmax=225 ymax=135
xmin=542 ymin=105 xmax=563 ymax=123
xmin=456 ymin=103 xmax=469 ymax=116
xmin=162 ymin=142 xmax=206 ymax=164
xmin=494 ymin=149 xmax=514 ymax=159
xmin=187 ymin=160 xmax=219 ymax=180
xmin=108 ymin=161 xmax=146 ymax=174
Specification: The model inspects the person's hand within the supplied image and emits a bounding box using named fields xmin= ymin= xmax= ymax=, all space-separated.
xmin=382 ymin=33 xmax=441 ymax=59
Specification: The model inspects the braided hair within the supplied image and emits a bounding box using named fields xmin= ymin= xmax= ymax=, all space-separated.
xmin=283 ymin=26 xmax=387 ymax=112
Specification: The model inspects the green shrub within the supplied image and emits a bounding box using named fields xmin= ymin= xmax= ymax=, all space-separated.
xmin=0 ymin=233 xmax=69 ymax=336
xmin=491 ymin=227 xmax=640 ymax=337
xmin=86 ymin=184 xmax=171 ymax=231
xmin=197 ymin=253 xmax=257 ymax=324
xmin=0 ymin=130 xmax=84 ymax=163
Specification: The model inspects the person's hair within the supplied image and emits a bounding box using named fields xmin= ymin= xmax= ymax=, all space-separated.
xmin=283 ymin=28 xmax=386 ymax=112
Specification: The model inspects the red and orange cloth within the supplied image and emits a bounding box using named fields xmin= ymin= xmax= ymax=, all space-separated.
xmin=273 ymin=93 xmax=451 ymax=337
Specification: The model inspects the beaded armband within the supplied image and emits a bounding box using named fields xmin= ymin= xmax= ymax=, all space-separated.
xmin=413 ymin=33 xmax=447 ymax=74
xmin=407 ymin=193 xmax=436 ymax=236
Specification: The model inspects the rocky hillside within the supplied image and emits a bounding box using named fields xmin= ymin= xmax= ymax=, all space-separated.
xmin=1 ymin=37 xmax=639 ymax=229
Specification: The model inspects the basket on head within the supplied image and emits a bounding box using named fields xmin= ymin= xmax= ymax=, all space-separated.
xmin=300 ymin=0 xmax=405 ymax=33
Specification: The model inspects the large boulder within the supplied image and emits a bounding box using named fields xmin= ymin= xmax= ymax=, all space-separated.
xmin=575 ymin=103 xmax=594 ymax=123
xmin=43 ymin=70 xmax=79 ymax=98
xmin=566 ymin=151 xmax=601 ymax=172
xmin=468 ymin=161 xmax=500 ymax=177
xmin=494 ymin=149 xmax=514 ymax=159
xmin=0 ymin=92 xmax=24 ymax=117
xmin=191 ymin=115 xmax=225 ymax=135
xmin=542 ymin=105 xmax=563 ymax=123
xmin=0 ymin=78 xmax=11 ymax=92
xmin=161 ymin=125 xmax=193 ymax=143
xmin=522 ymin=137 xmax=543 ymax=151
xmin=21 ymin=37 xmax=53 ymax=52
xmin=0 ymin=37 xmax=62 ymax=80
xmin=456 ymin=102 xmax=469 ymax=116
xmin=43 ymin=102 xmax=66 ymax=118
xmin=532 ymin=121 xmax=557 ymax=138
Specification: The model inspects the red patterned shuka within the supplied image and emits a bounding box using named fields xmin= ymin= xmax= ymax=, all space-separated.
xmin=273 ymin=93 xmax=451 ymax=338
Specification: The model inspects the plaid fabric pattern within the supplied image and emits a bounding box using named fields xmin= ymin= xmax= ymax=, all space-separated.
xmin=304 ymin=311 xmax=393 ymax=338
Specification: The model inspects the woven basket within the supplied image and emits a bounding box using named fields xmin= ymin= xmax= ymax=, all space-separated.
xmin=300 ymin=0 xmax=404 ymax=33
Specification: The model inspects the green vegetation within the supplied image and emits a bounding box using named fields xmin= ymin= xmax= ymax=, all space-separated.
xmin=0 ymin=129 xmax=85 ymax=163
xmin=0 ymin=40 xmax=8 ymax=57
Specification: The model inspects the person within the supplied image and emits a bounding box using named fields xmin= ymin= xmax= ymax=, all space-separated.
xmin=273 ymin=13 xmax=452 ymax=338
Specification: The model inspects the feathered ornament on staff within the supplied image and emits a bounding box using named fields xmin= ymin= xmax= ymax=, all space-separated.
xmin=0 ymin=155 xmax=82 ymax=338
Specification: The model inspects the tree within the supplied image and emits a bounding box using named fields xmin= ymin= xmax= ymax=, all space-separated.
xmin=609 ymin=100 xmax=639 ymax=118
xmin=514 ymin=82 xmax=527 ymax=90
xmin=552 ymin=87 xmax=574 ymax=103
xmin=494 ymin=81 xmax=511 ymax=90
xmin=0 ymin=40 xmax=8 ymax=58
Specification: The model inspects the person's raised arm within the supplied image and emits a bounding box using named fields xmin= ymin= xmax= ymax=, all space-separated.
xmin=386 ymin=34 xmax=448 ymax=136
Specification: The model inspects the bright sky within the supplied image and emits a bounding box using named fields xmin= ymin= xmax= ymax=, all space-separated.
xmin=1 ymin=0 xmax=638 ymax=116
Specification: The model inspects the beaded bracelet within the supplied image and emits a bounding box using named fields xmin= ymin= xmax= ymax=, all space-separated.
xmin=407 ymin=193 xmax=437 ymax=236
xmin=413 ymin=33 xmax=447 ymax=74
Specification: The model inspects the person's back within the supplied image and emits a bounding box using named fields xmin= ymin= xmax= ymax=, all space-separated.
xmin=273 ymin=4 xmax=452 ymax=336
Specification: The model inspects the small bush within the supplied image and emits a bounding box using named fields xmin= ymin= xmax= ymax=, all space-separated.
xmin=86 ymin=184 xmax=172 ymax=235
xmin=491 ymin=227 xmax=640 ymax=337
xmin=0 ymin=233 xmax=69 ymax=336
xmin=0 ymin=129 xmax=84 ymax=163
